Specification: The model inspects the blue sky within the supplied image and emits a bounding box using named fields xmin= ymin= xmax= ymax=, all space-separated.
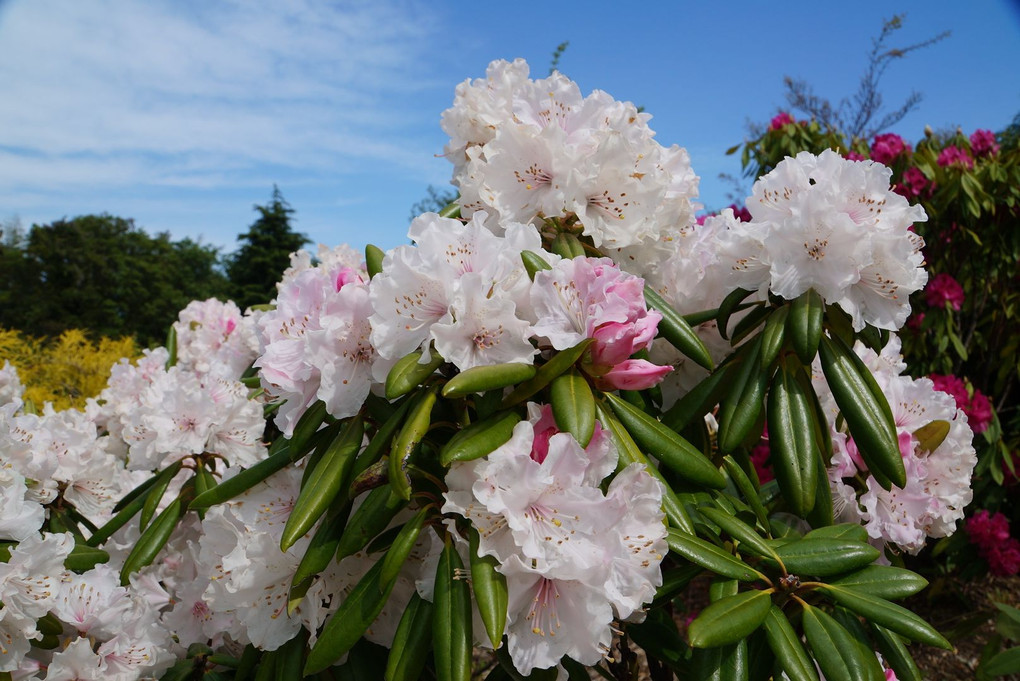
xmin=1 ymin=0 xmax=1018 ymax=256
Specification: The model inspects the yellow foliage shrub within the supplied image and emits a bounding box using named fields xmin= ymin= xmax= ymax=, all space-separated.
xmin=0 ymin=328 xmax=138 ymax=411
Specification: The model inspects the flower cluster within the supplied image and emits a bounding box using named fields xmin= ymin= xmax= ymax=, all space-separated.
xmin=929 ymin=373 xmax=993 ymax=434
xmin=966 ymin=510 xmax=1020 ymax=576
xmin=924 ymin=272 xmax=965 ymax=310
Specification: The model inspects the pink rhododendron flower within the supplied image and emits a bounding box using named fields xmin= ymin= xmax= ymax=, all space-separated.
xmin=769 ymin=112 xmax=795 ymax=130
xmin=894 ymin=167 xmax=932 ymax=198
xmin=925 ymin=272 xmax=964 ymax=310
xmin=969 ymin=129 xmax=1000 ymax=157
xmin=937 ymin=145 xmax=974 ymax=169
xmin=929 ymin=373 xmax=992 ymax=434
xmin=870 ymin=133 xmax=910 ymax=164
xmin=967 ymin=510 xmax=1020 ymax=576
xmin=844 ymin=150 xmax=867 ymax=161
xmin=750 ymin=440 xmax=774 ymax=484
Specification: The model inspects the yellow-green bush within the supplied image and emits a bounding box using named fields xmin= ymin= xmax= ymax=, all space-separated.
xmin=0 ymin=328 xmax=138 ymax=410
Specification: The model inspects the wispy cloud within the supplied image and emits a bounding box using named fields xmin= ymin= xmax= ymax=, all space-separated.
xmin=0 ymin=0 xmax=445 ymax=194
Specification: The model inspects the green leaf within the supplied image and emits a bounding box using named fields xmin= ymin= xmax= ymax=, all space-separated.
xmin=983 ymin=646 xmax=1020 ymax=677
xmin=438 ymin=201 xmax=461 ymax=219
xmin=699 ymin=507 xmax=780 ymax=562
xmin=288 ymin=399 xmax=330 ymax=461
xmin=64 ymin=542 xmax=110 ymax=573
xmin=289 ymin=501 xmax=351 ymax=610
xmin=352 ymin=397 xmax=414 ymax=480
xmin=661 ymin=359 xmax=739 ymax=432
xmin=551 ymin=232 xmax=586 ymax=259
xmin=827 ymin=566 xmax=928 ymax=600
xmin=772 ymin=538 xmax=879 ymax=577
xmin=870 ymin=623 xmax=922 ymax=681
xmin=165 ymin=324 xmax=178 ymax=369
xmin=644 ymin=284 xmax=714 ymax=370
xmin=760 ymin=305 xmax=789 ymax=368
xmin=440 ymin=410 xmax=522 ymax=465
xmin=188 ymin=443 xmax=296 ymax=510
xmin=800 ymin=605 xmax=863 ymax=681
xmin=818 ymin=335 xmax=905 ymax=489
xmin=433 ymin=536 xmax=472 ymax=681
xmin=282 ymin=416 xmax=364 ymax=551
xmin=788 ymin=290 xmax=823 ymax=364
xmin=385 ymin=592 xmax=433 ymax=681
xmin=717 ymin=288 xmax=756 ymax=340
xmin=804 ymin=524 xmax=868 ymax=543
xmin=665 ymin=529 xmax=763 ymax=582
xmin=722 ymin=456 xmax=770 ymax=532
xmin=604 ymin=392 xmax=725 ymax=488
xmin=304 ymin=561 xmax=397 ymax=675
xmin=120 ymin=497 xmax=184 ymax=585
xmin=768 ymin=365 xmax=819 ymax=516
xmin=914 ymin=419 xmax=950 ymax=454
xmin=365 ymin=244 xmax=385 ymax=278
xmin=274 ymin=630 xmax=308 ymax=681
xmin=386 ymin=350 xmax=445 ymax=399
xmin=335 ymin=485 xmax=407 ymax=560
xmin=380 ymin=507 xmax=428 ymax=586
xmin=520 ymin=250 xmax=552 ymax=279
xmin=551 ymin=369 xmax=596 ymax=446
xmin=389 ymin=386 xmax=438 ymax=500
xmin=718 ymin=334 xmax=770 ymax=453
xmin=90 ymin=462 xmax=183 ymax=547
xmin=688 ymin=589 xmax=773 ymax=648
xmin=469 ymin=527 xmax=508 ymax=648
xmin=819 ymin=584 xmax=952 ymax=649
xmin=442 ymin=363 xmax=536 ymax=398
xmin=502 ymin=339 xmax=593 ymax=408
xmin=113 ymin=459 xmax=183 ymax=513
xmin=763 ymin=606 xmax=820 ymax=681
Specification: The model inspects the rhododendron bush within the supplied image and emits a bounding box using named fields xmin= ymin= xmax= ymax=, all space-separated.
xmin=2 ymin=60 xmax=981 ymax=681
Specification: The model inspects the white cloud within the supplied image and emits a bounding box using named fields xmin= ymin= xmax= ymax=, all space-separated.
xmin=0 ymin=0 xmax=446 ymax=192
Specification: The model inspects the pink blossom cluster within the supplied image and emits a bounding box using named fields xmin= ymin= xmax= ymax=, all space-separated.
xmin=966 ymin=510 xmax=1020 ymax=576
xmin=870 ymin=133 xmax=911 ymax=165
xmin=768 ymin=112 xmax=796 ymax=130
xmin=924 ymin=272 xmax=965 ymax=311
xmin=937 ymin=145 xmax=974 ymax=169
xmin=929 ymin=374 xmax=993 ymax=433
xmin=894 ymin=167 xmax=933 ymax=199
xmin=969 ymin=129 xmax=1000 ymax=158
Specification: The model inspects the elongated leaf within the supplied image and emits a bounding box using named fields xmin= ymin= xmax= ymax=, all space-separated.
xmin=365 ymin=244 xmax=385 ymax=278
xmin=644 ymin=284 xmax=714 ymax=370
xmin=443 ymin=363 xmax=536 ymax=398
xmin=870 ymin=623 xmax=922 ymax=681
xmin=288 ymin=400 xmax=329 ymax=460
xmin=434 ymin=537 xmax=472 ymax=681
xmin=699 ymin=507 xmax=780 ymax=562
xmin=595 ymin=402 xmax=695 ymax=534
xmin=666 ymin=529 xmax=763 ymax=582
xmin=65 ymin=543 xmax=110 ymax=573
xmin=983 ymin=647 xmax=1020 ymax=677
xmin=189 ymin=444 xmax=295 ymax=510
xmin=113 ymin=459 xmax=183 ymax=513
xmin=551 ymin=369 xmax=596 ymax=446
xmin=773 ymin=538 xmax=879 ymax=577
xmin=438 ymin=201 xmax=461 ymax=219
xmin=662 ymin=358 xmax=741 ymax=432
xmin=764 ymin=606 xmax=820 ymax=681
xmin=165 ymin=324 xmax=177 ymax=368
xmin=768 ymin=365 xmax=819 ymax=516
xmin=289 ymin=501 xmax=351 ymax=607
xmin=336 ymin=485 xmax=407 ymax=560
xmin=440 ymin=411 xmax=521 ymax=465
xmin=274 ymin=630 xmax=308 ymax=681
xmin=604 ymin=392 xmax=725 ymax=488
xmin=688 ymin=589 xmax=773 ymax=648
xmin=385 ymin=593 xmax=433 ymax=681
xmin=722 ymin=456 xmax=769 ymax=532
xmin=352 ymin=396 xmax=413 ymax=480
xmin=788 ymin=290 xmax=823 ymax=364
xmin=389 ymin=387 xmax=438 ymax=500
xmin=804 ymin=523 xmax=868 ymax=543
xmin=819 ymin=584 xmax=951 ymax=649
xmin=502 ymin=339 xmax=593 ymax=408
xmin=386 ymin=350 xmax=445 ymax=399
xmin=469 ymin=527 xmax=508 ymax=648
xmin=800 ymin=606 xmax=857 ymax=681
xmin=520 ymin=250 xmax=552 ymax=279
xmin=551 ymin=232 xmax=586 ymax=259
xmin=120 ymin=497 xmax=184 ymax=585
xmin=827 ymin=566 xmax=928 ymax=600
xmin=380 ymin=507 xmax=428 ymax=586
xmin=718 ymin=288 xmax=756 ymax=341
xmin=718 ymin=333 xmax=771 ymax=452
xmin=760 ymin=306 xmax=789 ymax=368
xmin=304 ymin=561 xmax=397 ymax=674
xmin=914 ymin=419 xmax=950 ymax=454
xmin=818 ymin=335 xmax=904 ymax=489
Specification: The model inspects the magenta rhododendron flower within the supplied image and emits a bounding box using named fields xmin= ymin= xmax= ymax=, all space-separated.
xmin=870 ymin=133 xmax=910 ymax=164
xmin=894 ymin=166 xmax=932 ymax=198
xmin=937 ymin=145 xmax=974 ymax=169
xmin=929 ymin=373 xmax=993 ymax=433
xmin=925 ymin=272 xmax=964 ymax=310
xmin=967 ymin=510 xmax=1020 ymax=576
xmin=769 ymin=112 xmax=795 ymax=130
xmin=969 ymin=129 xmax=1000 ymax=157
xmin=844 ymin=150 xmax=867 ymax=161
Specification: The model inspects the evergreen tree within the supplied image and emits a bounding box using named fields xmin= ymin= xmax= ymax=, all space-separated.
xmin=226 ymin=187 xmax=309 ymax=310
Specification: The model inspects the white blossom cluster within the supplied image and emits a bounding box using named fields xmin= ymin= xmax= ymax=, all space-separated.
xmin=814 ymin=337 xmax=977 ymax=554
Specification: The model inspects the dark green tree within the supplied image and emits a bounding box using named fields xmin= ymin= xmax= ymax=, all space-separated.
xmin=0 ymin=214 xmax=228 ymax=345
xmin=226 ymin=187 xmax=309 ymax=310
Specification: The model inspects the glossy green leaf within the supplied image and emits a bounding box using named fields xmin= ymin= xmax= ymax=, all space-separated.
xmin=604 ymin=392 xmax=725 ymax=488
xmin=551 ymin=232 xmax=586 ymax=259
xmin=189 ymin=444 xmax=295 ymax=510
xmin=773 ymin=538 xmax=879 ymax=577
xmin=434 ymin=537 xmax=472 ymax=681
xmin=763 ymin=606 xmax=820 ymax=681
xmin=442 ymin=363 xmax=536 ymax=398
xmin=760 ymin=305 xmax=789 ymax=368
xmin=64 ymin=543 xmax=110 ymax=573
xmin=469 ymin=527 xmax=508 ymax=648
xmin=665 ymin=529 xmax=763 ymax=582
xmin=818 ymin=335 xmax=904 ymax=489
xmin=438 ymin=201 xmax=461 ymax=219
xmin=441 ymin=411 xmax=521 ymax=465
xmin=304 ymin=561 xmax=397 ymax=674
xmin=365 ymin=244 xmax=385 ymax=278
xmin=688 ymin=589 xmax=773 ymax=648
xmin=389 ymin=387 xmax=438 ymax=500
xmin=827 ymin=565 xmax=928 ymax=600
xmin=718 ymin=287 xmax=756 ymax=340
xmin=288 ymin=400 xmax=329 ymax=460
xmin=352 ymin=397 xmax=413 ymax=480
xmin=120 ymin=497 xmax=184 ymax=585
xmin=165 ymin=324 xmax=178 ymax=368
xmin=550 ymin=369 xmax=596 ymax=446
xmin=289 ymin=501 xmax=351 ymax=613
xmin=274 ymin=630 xmax=307 ymax=681
xmin=385 ymin=592 xmax=433 ymax=681
xmin=282 ymin=417 xmax=364 ymax=551
xmin=699 ymin=507 xmax=780 ymax=562
xmin=595 ymin=402 xmax=695 ymax=534
xmin=982 ymin=647 xmax=1020 ymax=677
xmin=788 ymin=290 xmax=823 ymax=364
xmin=718 ymin=333 xmax=771 ymax=453
xmin=819 ymin=584 xmax=952 ymax=649
xmin=870 ymin=623 xmax=922 ymax=681
xmin=661 ymin=359 xmax=740 ymax=432
xmin=722 ymin=456 xmax=769 ymax=532
xmin=644 ymin=284 xmax=714 ymax=370
xmin=768 ymin=365 xmax=819 ymax=516
xmin=914 ymin=419 xmax=950 ymax=454
xmin=502 ymin=339 xmax=593 ymax=408
xmin=520 ymin=250 xmax=552 ymax=279
xmin=380 ymin=507 xmax=428 ymax=586
xmin=336 ymin=485 xmax=407 ymax=560
xmin=804 ymin=523 xmax=868 ymax=543
xmin=113 ymin=459 xmax=183 ymax=513
xmin=800 ymin=605 xmax=860 ymax=681
xmin=386 ymin=350 xmax=445 ymax=399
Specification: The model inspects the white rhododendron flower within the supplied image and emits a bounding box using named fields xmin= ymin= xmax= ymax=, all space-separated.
xmin=173 ymin=298 xmax=259 ymax=381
